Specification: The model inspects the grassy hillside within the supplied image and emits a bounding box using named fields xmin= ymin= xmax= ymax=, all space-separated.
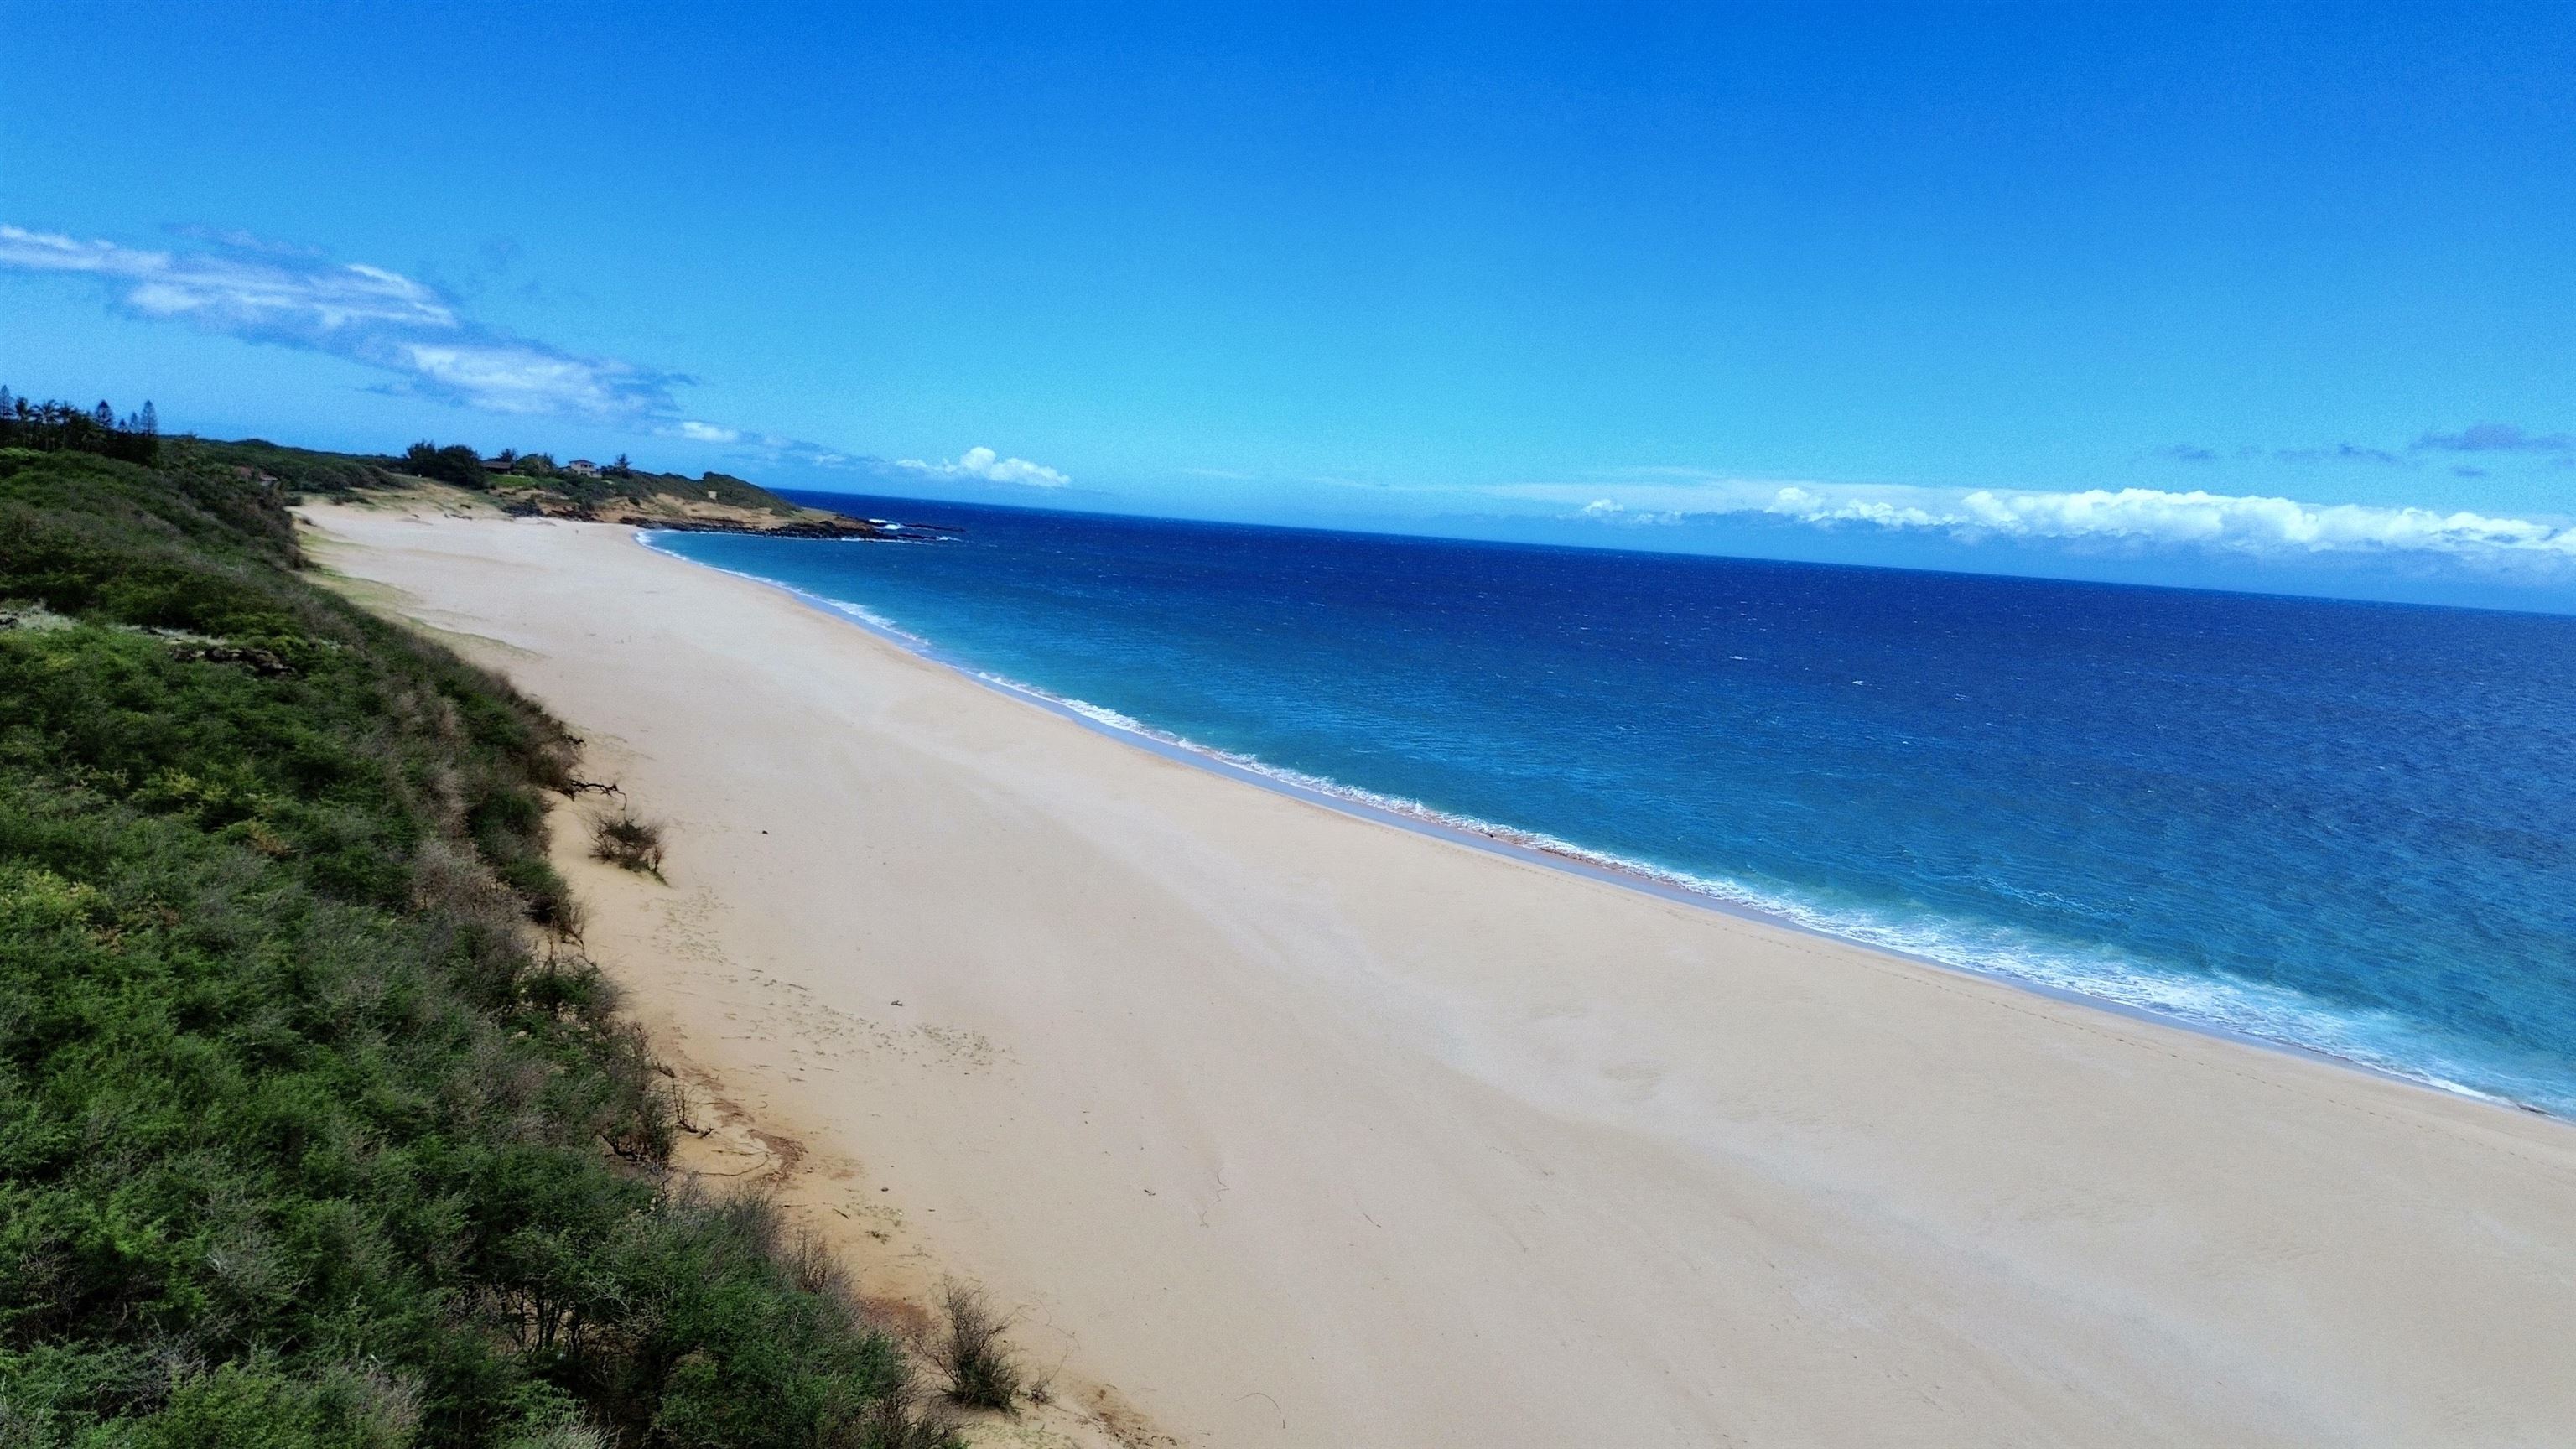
xmin=1 ymin=391 xmax=878 ymax=539
xmin=359 ymin=442 xmax=877 ymax=538
xmin=0 ymin=445 xmax=945 ymax=1447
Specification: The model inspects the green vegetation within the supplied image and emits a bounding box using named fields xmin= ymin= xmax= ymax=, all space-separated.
xmin=159 ymin=438 xmax=410 ymax=498
xmin=0 ymin=389 xmax=827 ymax=528
xmin=394 ymin=440 xmax=806 ymax=522
xmin=0 ymin=444 xmax=952 ymax=1446
xmin=399 ymin=442 xmax=491 ymax=491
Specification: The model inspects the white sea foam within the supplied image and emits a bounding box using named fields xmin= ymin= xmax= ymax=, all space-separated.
xmin=634 ymin=531 xmax=937 ymax=647
xmin=977 ymin=673 xmax=2548 ymax=1108
xmin=819 ymin=599 xmax=927 ymax=646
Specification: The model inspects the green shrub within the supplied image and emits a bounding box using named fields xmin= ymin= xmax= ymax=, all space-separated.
xmin=0 ymin=449 xmax=950 ymax=1448
xmin=402 ymin=441 xmax=491 ymax=491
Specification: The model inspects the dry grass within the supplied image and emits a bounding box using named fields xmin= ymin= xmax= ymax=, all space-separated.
xmin=589 ymin=808 xmax=667 ymax=875
xmin=929 ymin=1279 xmax=1022 ymax=1412
xmin=859 ymin=1385 xmax=960 ymax=1448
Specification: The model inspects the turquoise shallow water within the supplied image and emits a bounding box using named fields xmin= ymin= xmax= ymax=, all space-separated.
xmin=656 ymin=494 xmax=2576 ymax=1114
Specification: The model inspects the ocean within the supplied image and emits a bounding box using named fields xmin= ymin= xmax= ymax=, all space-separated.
xmin=651 ymin=493 xmax=2576 ymax=1115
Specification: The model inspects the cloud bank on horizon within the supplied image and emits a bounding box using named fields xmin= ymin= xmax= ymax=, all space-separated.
xmin=1555 ymin=479 xmax=2576 ymax=574
xmin=0 ymin=222 xmax=1072 ymax=489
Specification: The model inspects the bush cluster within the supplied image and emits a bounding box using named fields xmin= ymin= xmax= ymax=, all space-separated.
xmin=927 ymin=1283 xmax=1021 ymax=1412
xmin=0 ymin=449 xmax=951 ymax=1446
xmin=383 ymin=436 xmax=800 ymax=521
xmin=402 ymin=442 xmax=492 ymax=491
xmin=588 ymin=813 xmax=667 ymax=877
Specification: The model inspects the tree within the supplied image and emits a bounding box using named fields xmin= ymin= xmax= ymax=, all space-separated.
xmin=612 ymin=453 xmax=631 ymax=474
xmin=93 ymin=400 xmax=116 ymax=428
xmin=139 ymin=400 xmax=158 ymax=435
xmin=403 ymin=440 xmax=491 ymax=489
xmin=0 ymin=387 xmax=13 ymax=418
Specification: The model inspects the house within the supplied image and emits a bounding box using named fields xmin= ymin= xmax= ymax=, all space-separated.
xmin=565 ymin=459 xmax=600 ymax=477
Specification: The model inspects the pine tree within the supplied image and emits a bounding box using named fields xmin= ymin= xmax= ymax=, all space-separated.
xmin=139 ymin=401 xmax=158 ymax=435
xmin=93 ymin=401 xmax=115 ymax=428
xmin=0 ymin=387 xmax=13 ymax=417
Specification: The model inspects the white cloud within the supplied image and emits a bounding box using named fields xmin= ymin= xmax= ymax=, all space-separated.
xmin=1 ymin=224 xmax=451 ymax=335
xmin=1509 ymin=475 xmax=2576 ymax=569
xmin=1 ymin=221 xmax=923 ymax=476
xmin=6 ymin=221 xmax=1072 ymax=488
xmin=648 ymin=422 xmax=861 ymax=470
xmin=1573 ymin=496 xmax=1683 ymax=526
xmin=1770 ymin=484 xmax=2576 ymax=559
xmin=399 ymin=342 xmax=673 ymax=417
xmin=891 ymin=445 xmax=1070 ymax=488
xmin=1 ymin=221 xmax=682 ymax=418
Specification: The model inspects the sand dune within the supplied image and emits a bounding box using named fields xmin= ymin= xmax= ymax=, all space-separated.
xmin=304 ymin=501 xmax=2576 ymax=1448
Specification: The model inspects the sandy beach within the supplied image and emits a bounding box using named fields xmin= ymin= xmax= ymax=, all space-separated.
xmin=305 ymin=501 xmax=2576 ymax=1448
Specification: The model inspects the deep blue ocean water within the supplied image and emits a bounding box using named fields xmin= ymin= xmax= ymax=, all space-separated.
xmin=655 ymin=493 xmax=2576 ymax=1114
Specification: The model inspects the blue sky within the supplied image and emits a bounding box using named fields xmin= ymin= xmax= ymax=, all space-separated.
xmin=4 ymin=3 xmax=2573 ymax=608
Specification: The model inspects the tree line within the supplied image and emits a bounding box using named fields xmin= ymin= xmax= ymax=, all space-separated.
xmin=404 ymin=441 xmax=636 ymax=490
xmin=0 ymin=386 xmax=161 ymax=465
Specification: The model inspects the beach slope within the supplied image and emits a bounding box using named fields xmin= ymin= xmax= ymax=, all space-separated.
xmin=304 ymin=503 xmax=2576 ymax=1449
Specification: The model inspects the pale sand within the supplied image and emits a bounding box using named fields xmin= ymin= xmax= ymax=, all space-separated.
xmin=304 ymin=503 xmax=2576 ymax=1448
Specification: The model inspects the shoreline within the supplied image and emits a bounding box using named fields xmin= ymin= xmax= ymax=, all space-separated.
xmin=636 ymin=528 xmax=2552 ymax=1122
xmin=304 ymin=501 xmax=2576 ymax=1448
